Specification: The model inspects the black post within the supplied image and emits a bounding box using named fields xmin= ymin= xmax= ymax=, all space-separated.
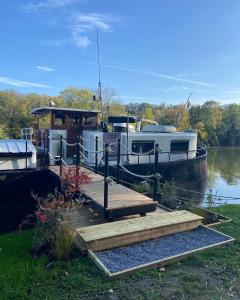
xmin=95 ymin=136 xmax=98 ymax=174
xmin=153 ymin=143 xmax=159 ymax=201
xmin=60 ymin=135 xmax=63 ymax=176
xmin=76 ymin=136 xmax=80 ymax=167
xmin=43 ymin=137 xmax=46 ymax=169
xmin=117 ymin=139 xmax=120 ymax=183
xmin=104 ymin=143 xmax=109 ymax=219
xmin=25 ymin=140 xmax=28 ymax=169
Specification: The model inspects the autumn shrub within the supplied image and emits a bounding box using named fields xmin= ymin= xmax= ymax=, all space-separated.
xmin=47 ymin=214 xmax=75 ymax=260
xmin=29 ymin=166 xmax=91 ymax=260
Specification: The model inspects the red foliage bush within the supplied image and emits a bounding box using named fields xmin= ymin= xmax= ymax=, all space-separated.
xmin=60 ymin=166 xmax=91 ymax=188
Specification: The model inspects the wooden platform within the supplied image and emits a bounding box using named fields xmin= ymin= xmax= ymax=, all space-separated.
xmin=50 ymin=165 xmax=157 ymax=219
xmin=75 ymin=210 xmax=203 ymax=252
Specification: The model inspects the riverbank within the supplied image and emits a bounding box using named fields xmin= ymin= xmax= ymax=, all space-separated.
xmin=1 ymin=205 xmax=239 ymax=300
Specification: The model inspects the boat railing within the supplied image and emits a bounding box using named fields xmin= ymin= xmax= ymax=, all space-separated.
xmin=42 ymin=137 xmax=207 ymax=170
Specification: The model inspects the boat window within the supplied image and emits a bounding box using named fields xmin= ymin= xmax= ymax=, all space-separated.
xmin=71 ymin=117 xmax=80 ymax=125
xmin=132 ymin=141 xmax=154 ymax=154
xmin=170 ymin=140 xmax=189 ymax=153
xmin=54 ymin=114 xmax=65 ymax=126
xmin=113 ymin=126 xmax=126 ymax=133
xmin=83 ymin=116 xmax=97 ymax=126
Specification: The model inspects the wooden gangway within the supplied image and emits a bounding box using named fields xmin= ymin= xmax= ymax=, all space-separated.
xmin=49 ymin=165 xmax=157 ymax=219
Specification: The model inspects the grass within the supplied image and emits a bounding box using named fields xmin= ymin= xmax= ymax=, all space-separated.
xmin=0 ymin=205 xmax=240 ymax=300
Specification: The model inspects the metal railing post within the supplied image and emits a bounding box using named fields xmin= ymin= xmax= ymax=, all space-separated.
xmin=76 ymin=136 xmax=80 ymax=167
xmin=25 ymin=140 xmax=28 ymax=169
xmin=43 ymin=136 xmax=46 ymax=170
xmin=153 ymin=143 xmax=159 ymax=201
xmin=60 ymin=135 xmax=63 ymax=176
xmin=104 ymin=143 xmax=109 ymax=219
xmin=117 ymin=139 xmax=120 ymax=183
xmin=95 ymin=136 xmax=98 ymax=174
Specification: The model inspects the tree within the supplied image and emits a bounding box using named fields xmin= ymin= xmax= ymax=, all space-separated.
xmin=189 ymin=101 xmax=222 ymax=145
xmin=59 ymin=87 xmax=95 ymax=109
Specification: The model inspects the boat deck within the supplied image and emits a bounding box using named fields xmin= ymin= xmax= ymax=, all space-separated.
xmin=49 ymin=165 xmax=157 ymax=219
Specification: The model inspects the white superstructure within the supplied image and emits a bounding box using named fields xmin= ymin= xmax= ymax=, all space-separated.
xmin=0 ymin=139 xmax=37 ymax=171
xmin=82 ymin=125 xmax=198 ymax=166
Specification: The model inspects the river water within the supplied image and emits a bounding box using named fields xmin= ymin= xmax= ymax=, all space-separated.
xmin=176 ymin=147 xmax=240 ymax=206
xmin=205 ymin=147 xmax=240 ymax=205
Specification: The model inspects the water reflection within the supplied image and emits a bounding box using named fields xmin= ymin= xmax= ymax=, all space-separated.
xmin=174 ymin=147 xmax=240 ymax=206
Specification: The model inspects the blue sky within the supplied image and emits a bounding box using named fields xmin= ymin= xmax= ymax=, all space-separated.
xmin=1 ymin=0 xmax=240 ymax=105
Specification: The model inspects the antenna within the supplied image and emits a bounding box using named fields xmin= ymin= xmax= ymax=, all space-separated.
xmin=97 ymin=28 xmax=103 ymax=117
xmin=185 ymin=92 xmax=191 ymax=110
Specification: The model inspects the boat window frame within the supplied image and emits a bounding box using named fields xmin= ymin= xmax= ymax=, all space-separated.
xmin=53 ymin=113 xmax=66 ymax=126
xmin=131 ymin=140 xmax=155 ymax=155
xmin=170 ymin=140 xmax=189 ymax=154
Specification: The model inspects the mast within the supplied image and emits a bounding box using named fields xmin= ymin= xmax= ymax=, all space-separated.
xmin=97 ymin=29 xmax=103 ymax=119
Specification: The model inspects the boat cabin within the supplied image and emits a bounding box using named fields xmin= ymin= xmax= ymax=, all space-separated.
xmin=31 ymin=106 xmax=100 ymax=159
xmin=30 ymin=107 xmax=203 ymax=168
xmin=82 ymin=116 xmax=198 ymax=166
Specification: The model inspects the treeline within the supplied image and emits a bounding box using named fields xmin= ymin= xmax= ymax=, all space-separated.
xmin=0 ymin=88 xmax=240 ymax=146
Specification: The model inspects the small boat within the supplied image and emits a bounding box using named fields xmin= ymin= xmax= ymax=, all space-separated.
xmin=0 ymin=138 xmax=37 ymax=172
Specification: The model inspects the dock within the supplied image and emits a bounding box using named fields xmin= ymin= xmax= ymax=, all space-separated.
xmin=49 ymin=165 xmax=234 ymax=278
xmin=49 ymin=165 xmax=157 ymax=219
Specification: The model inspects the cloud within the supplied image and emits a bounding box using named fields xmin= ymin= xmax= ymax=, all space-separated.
xmin=22 ymin=1 xmax=120 ymax=49
xmin=0 ymin=76 xmax=53 ymax=88
xmin=69 ymin=13 xmax=114 ymax=32
xmin=68 ymin=13 xmax=118 ymax=48
xmin=36 ymin=65 xmax=54 ymax=72
xmin=71 ymin=32 xmax=91 ymax=48
xmin=23 ymin=0 xmax=79 ymax=12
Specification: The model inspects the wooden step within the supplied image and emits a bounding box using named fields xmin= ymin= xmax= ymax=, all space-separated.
xmin=75 ymin=210 xmax=203 ymax=252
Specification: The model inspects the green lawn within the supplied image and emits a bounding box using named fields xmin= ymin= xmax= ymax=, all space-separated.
xmin=1 ymin=205 xmax=240 ymax=300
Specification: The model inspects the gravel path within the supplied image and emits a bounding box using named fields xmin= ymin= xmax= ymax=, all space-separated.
xmin=96 ymin=226 xmax=232 ymax=273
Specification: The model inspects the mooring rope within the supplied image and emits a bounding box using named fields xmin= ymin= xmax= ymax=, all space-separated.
xmin=48 ymin=152 xmax=60 ymax=161
xmin=62 ymin=140 xmax=77 ymax=147
xmin=79 ymin=151 xmax=88 ymax=160
xmin=61 ymin=158 xmax=70 ymax=166
xmin=78 ymin=142 xmax=105 ymax=154
xmin=119 ymin=163 xmax=155 ymax=179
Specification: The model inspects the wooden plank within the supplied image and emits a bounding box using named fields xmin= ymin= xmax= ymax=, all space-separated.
xmin=88 ymin=250 xmax=112 ymax=277
xmin=50 ymin=165 xmax=156 ymax=213
xmin=75 ymin=211 xmax=203 ymax=251
xmin=76 ymin=211 xmax=203 ymax=240
xmin=86 ymin=220 xmax=202 ymax=251
xmin=88 ymin=226 xmax=234 ymax=279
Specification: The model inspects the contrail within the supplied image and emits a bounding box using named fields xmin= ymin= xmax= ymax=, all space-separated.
xmin=101 ymin=61 xmax=217 ymax=88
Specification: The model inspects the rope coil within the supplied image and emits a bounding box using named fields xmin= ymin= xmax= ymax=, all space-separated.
xmin=106 ymin=176 xmax=114 ymax=185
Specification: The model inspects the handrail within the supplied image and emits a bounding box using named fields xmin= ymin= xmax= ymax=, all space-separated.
xmin=46 ymin=137 xmax=207 ymax=164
